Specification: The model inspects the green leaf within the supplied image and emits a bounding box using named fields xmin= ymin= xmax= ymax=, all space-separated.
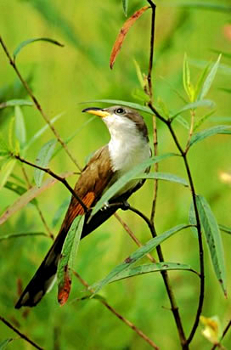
xmin=135 ymin=172 xmax=188 ymax=187
xmin=133 ymin=59 xmax=145 ymax=89
xmin=0 ymin=339 xmax=13 ymax=350
xmin=190 ymin=59 xmax=231 ymax=76
xmin=183 ymin=53 xmax=194 ymax=101
xmin=13 ymin=37 xmax=64 ymax=60
xmin=99 ymin=262 xmax=198 ymax=284
xmin=83 ymin=99 xmax=152 ymax=115
xmin=211 ymin=49 xmax=231 ymax=60
xmin=219 ymin=224 xmax=231 ymax=235
xmin=171 ymin=99 xmax=215 ymax=120
xmin=122 ymin=0 xmax=128 ymax=16
xmin=188 ymin=201 xmax=199 ymax=238
xmin=173 ymin=2 xmax=231 ymax=13
xmin=0 ymin=134 xmax=9 ymax=153
xmin=0 ymin=159 xmax=16 ymax=190
xmin=52 ymin=116 xmax=95 ymax=159
xmin=34 ymin=139 xmax=57 ymax=187
xmin=8 ymin=117 xmax=15 ymax=151
xmin=219 ymin=87 xmax=231 ymax=94
xmin=15 ymin=106 xmax=26 ymax=149
xmin=24 ymin=112 xmax=64 ymax=153
xmin=196 ymin=195 xmax=226 ymax=295
xmin=52 ymin=197 xmax=71 ymax=228
xmin=189 ymin=125 xmax=231 ymax=148
xmin=194 ymin=63 xmax=210 ymax=100
xmin=0 ymin=99 xmax=33 ymax=109
xmin=172 ymin=115 xmax=190 ymax=130
xmin=91 ymin=153 xmax=176 ymax=217
xmin=4 ymin=181 xmax=37 ymax=205
xmin=92 ymin=224 xmax=190 ymax=295
xmin=0 ymin=232 xmax=47 ymax=242
xmin=28 ymin=1 xmax=80 ymax=48
xmin=194 ymin=110 xmax=215 ymax=131
xmin=57 ymin=216 xmax=84 ymax=305
xmin=199 ymin=54 xmax=221 ymax=100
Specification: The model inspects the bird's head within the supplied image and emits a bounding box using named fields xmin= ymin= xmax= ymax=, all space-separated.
xmin=82 ymin=105 xmax=148 ymax=141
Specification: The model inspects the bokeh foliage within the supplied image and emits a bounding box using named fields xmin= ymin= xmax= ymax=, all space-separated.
xmin=0 ymin=0 xmax=231 ymax=349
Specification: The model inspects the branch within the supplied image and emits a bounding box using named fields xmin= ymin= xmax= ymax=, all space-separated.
xmin=0 ymin=315 xmax=43 ymax=350
xmin=72 ymin=271 xmax=159 ymax=350
xmin=13 ymin=154 xmax=88 ymax=213
xmin=148 ymin=102 xmax=205 ymax=347
xmin=114 ymin=212 xmax=156 ymax=263
xmin=21 ymin=164 xmax=54 ymax=239
xmin=211 ymin=319 xmax=231 ymax=350
xmin=0 ymin=35 xmax=81 ymax=171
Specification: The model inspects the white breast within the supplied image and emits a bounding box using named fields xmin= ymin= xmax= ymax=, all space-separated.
xmin=104 ymin=113 xmax=150 ymax=194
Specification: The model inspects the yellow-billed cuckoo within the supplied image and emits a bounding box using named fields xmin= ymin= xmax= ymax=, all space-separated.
xmin=15 ymin=105 xmax=151 ymax=308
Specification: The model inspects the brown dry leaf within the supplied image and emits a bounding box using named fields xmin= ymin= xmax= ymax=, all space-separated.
xmin=58 ymin=265 xmax=71 ymax=306
xmin=0 ymin=171 xmax=75 ymax=225
xmin=110 ymin=5 xmax=150 ymax=69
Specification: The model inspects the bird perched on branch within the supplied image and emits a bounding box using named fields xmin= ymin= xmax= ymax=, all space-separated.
xmin=15 ymin=105 xmax=151 ymax=308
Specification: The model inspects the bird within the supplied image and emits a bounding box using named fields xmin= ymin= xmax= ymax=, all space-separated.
xmin=15 ymin=105 xmax=151 ymax=308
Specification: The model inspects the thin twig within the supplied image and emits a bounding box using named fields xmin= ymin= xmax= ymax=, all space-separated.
xmin=211 ymin=319 xmax=231 ymax=350
xmin=0 ymin=315 xmax=43 ymax=350
xmin=114 ymin=212 xmax=156 ymax=263
xmin=0 ymin=35 xmax=81 ymax=171
xmin=128 ymin=205 xmax=192 ymax=349
xmin=21 ymin=164 xmax=54 ymax=239
xmin=13 ymin=154 xmax=88 ymax=212
xmin=72 ymin=271 xmax=159 ymax=350
xmin=150 ymin=115 xmax=159 ymax=221
xmin=148 ymin=101 xmax=205 ymax=347
xmin=144 ymin=2 xmax=188 ymax=347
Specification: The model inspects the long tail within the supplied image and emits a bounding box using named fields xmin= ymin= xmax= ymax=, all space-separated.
xmin=15 ymin=225 xmax=68 ymax=308
xmin=15 ymin=188 xmax=134 ymax=309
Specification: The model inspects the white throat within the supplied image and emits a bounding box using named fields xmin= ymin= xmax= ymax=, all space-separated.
xmin=104 ymin=114 xmax=150 ymax=174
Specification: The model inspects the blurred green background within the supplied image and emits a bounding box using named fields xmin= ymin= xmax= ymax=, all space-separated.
xmin=0 ymin=0 xmax=231 ymax=349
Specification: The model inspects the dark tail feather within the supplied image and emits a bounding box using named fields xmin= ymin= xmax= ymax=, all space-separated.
xmin=15 ymin=227 xmax=67 ymax=309
xmin=15 ymin=194 xmax=131 ymax=309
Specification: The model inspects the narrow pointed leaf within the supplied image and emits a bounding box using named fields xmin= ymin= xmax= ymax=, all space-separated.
xmin=219 ymin=224 xmax=231 ymax=235
xmin=110 ymin=6 xmax=150 ymax=69
xmin=0 ymin=171 xmax=74 ymax=225
xmin=196 ymin=195 xmax=226 ymax=295
xmin=183 ymin=53 xmax=194 ymax=100
xmin=135 ymin=172 xmax=188 ymax=187
xmin=57 ymin=215 xmax=84 ymax=305
xmin=189 ymin=125 xmax=231 ymax=148
xmin=173 ymin=115 xmax=190 ymax=129
xmin=24 ymin=112 xmax=64 ymax=152
xmin=92 ymin=224 xmax=190 ymax=295
xmin=194 ymin=110 xmax=215 ymax=131
xmin=0 ymin=159 xmax=16 ymax=190
xmin=13 ymin=37 xmax=64 ymax=60
xmin=83 ymin=99 xmax=152 ymax=115
xmin=122 ymin=0 xmax=128 ymax=16
xmin=0 ymin=339 xmax=13 ymax=350
xmin=52 ymin=197 xmax=71 ymax=227
xmin=15 ymin=106 xmax=26 ymax=148
xmin=34 ymin=139 xmax=57 ymax=187
xmin=0 ymin=99 xmax=33 ymax=109
xmin=101 ymin=262 xmax=198 ymax=284
xmin=0 ymin=232 xmax=47 ymax=242
xmin=171 ymin=99 xmax=215 ymax=119
xmin=199 ymin=54 xmax=221 ymax=100
xmin=91 ymin=153 xmax=176 ymax=217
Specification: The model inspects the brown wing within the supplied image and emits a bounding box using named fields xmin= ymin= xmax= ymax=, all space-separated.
xmin=60 ymin=145 xmax=114 ymax=230
xmin=15 ymin=145 xmax=114 ymax=308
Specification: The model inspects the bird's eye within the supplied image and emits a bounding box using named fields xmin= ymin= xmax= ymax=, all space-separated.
xmin=116 ymin=108 xmax=125 ymax=114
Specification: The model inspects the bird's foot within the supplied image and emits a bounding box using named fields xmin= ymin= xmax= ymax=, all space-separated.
xmin=121 ymin=201 xmax=130 ymax=211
